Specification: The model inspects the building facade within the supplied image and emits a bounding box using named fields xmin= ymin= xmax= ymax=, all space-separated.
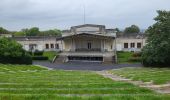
xmin=116 ymin=33 xmax=146 ymax=52
xmin=54 ymin=24 xmax=117 ymax=63
xmin=13 ymin=36 xmax=62 ymax=52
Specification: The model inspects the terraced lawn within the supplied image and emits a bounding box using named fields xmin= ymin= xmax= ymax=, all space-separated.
xmin=110 ymin=67 xmax=170 ymax=84
xmin=0 ymin=64 xmax=170 ymax=100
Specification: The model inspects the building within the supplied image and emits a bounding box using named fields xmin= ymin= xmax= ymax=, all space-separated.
xmin=13 ymin=36 xmax=62 ymax=52
xmin=116 ymin=33 xmax=146 ymax=52
xmin=54 ymin=24 xmax=117 ymax=63
xmin=0 ymin=33 xmax=12 ymax=38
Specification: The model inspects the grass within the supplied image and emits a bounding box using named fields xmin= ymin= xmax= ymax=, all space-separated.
xmin=0 ymin=64 xmax=169 ymax=100
xmin=117 ymin=52 xmax=134 ymax=63
xmin=110 ymin=67 xmax=170 ymax=84
xmin=43 ymin=51 xmax=58 ymax=61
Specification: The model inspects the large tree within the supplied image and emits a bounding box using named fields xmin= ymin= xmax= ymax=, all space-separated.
xmin=142 ymin=10 xmax=170 ymax=67
xmin=124 ymin=25 xmax=140 ymax=33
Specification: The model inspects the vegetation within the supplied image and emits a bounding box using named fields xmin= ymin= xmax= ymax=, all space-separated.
xmin=43 ymin=51 xmax=58 ymax=61
xmin=117 ymin=51 xmax=141 ymax=63
xmin=0 ymin=27 xmax=11 ymax=34
xmin=0 ymin=37 xmax=32 ymax=64
xmin=110 ymin=67 xmax=170 ymax=84
xmin=142 ymin=10 xmax=170 ymax=67
xmin=0 ymin=64 xmax=169 ymax=100
xmin=124 ymin=25 xmax=140 ymax=33
xmin=13 ymin=27 xmax=61 ymax=36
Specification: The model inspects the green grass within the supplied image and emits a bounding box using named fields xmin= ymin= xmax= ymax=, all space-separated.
xmin=43 ymin=51 xmax=58 ymax=61
xmin=0 ymin=64 xmax=169 ymax=100
xmin=110 ymin=67 xmax=170 ymax=84
xmin=117 ymin=52 xmax=134 ymax=63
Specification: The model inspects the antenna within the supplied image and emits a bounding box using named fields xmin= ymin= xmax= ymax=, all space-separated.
xmin=83 ymin=0 xmax=86 ymax=24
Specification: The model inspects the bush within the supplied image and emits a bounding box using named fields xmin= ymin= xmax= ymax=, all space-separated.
xmin=132 ymin=52 xmax=142 ymax=57
xmin=0 ymin=37 xmax=32 ymax=64
xmin=32 ymin=56 xmax=48 ymax=60
xmin=34 ymin=50 xmax=44 ymax=56
xmin=128 ymin=57 xmax=141 ymax=62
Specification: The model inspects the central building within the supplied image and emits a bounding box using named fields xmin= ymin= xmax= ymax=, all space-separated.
xmin=55 ymin=24 xmax=117 ymax=63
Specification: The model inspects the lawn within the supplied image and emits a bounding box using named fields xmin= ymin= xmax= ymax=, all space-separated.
xmin=117 ymin=52 xmax=134 ymax=63
xmin=0 ymin=64 xmax=169 ymax=100
xmin=43 ymin=51 xmax=58 ymax=61
xmin=110 ymin=67 xmax=170 ymax=84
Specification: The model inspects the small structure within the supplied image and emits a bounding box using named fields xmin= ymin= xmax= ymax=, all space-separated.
xmin=116 ymin=33 xmax=146 ymax=52
xmin=54 ymin=24 xmax=117 ymax=64
xmin=13 ymin=36 xmax=62 ymax=52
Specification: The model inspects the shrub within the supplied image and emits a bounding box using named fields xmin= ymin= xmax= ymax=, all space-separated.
xmin=128 ymin=57 xmax=141 ymax=62
xmin=132 ymin=52 xmax=142 ymax=57
xmin=0 ymin=37 xmax=32 ymax=64
xmin=34 ymin=50 xmax=44 ymax=56
xmin=32 ymin=56 xmax=48 ymax=60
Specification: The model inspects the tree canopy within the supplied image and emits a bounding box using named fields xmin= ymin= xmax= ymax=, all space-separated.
xmin=124 ymin=25 xmax=140 ymax=33
xmin=142 ymin=10 xmax=170 ymax=67
xmin=0 ymin=27 xmax=11 ymax=34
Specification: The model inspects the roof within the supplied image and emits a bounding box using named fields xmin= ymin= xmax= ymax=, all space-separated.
xmin=13 ymin=36 xmax=61 ymax=41
xmin=117 ymin=33 xmax=146 ymax=38
xmin=60 ymin=33 xmax=115 ymax=40
xmin=71 ymin=24 xmax=105 ymax=29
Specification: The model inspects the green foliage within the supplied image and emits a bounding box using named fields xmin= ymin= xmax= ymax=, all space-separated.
xmin=142 ymin=10 xmax=170 ymax=67
xmin=32 ymin=56 xmax=48 ymax=60
xmin=26 ymin=27 xmax=40 ymax=36
xmin=124 ymin=25 xmax=140 ymax=33
xmin=14 ymin=31 xmax=25 ymax=36
xmin=34 ymin=50 xmax=44 ymax=56
xmin=0 ymin=27 xmax=10 ymax=34
xmin=40 ymin=29 xmax=62 ymax=36
xmin=43 ymin=51 xmax=58 ymax=61
xmin=0 ymin=37 xmax=32 ymax=64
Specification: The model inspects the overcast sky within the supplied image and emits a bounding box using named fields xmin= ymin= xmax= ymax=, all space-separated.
xmin=0 ymin=0 xmax=170 ymax=31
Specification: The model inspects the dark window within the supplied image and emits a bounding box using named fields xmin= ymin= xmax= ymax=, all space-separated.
xmin=51 ymin=44 xmax=54 ymax=48
xmin=111 ymin=45 xmax=113 ymax=49
xmin=124 ymin=43 xmax=128 ymax=48
xmin=87 ymin=43 xmax=92 ymax=49
xmin=55 ymin=44 xmax=59 ymax=49
xmin=46 ymin=44 xmax=49 ymax=49
xmin=137 ymin=43 xmax=142 ymax=48
xmin=130 ymin=43 xmax=135 ymax=48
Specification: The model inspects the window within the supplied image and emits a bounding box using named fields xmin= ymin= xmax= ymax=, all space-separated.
xmin=87 ymin=43 xmax=92 ymax=49
xmin=51 ymin=44 xmax=54 ymax=48
xmin=111 ymin=45 xmax=113 ymax=49
xmin=45 ymin=44 xmax=49 ymax=49
xmin=124 ymin=43 xmax=128 ymax=48
xmin=130 ymin=43 xmax=135 ymax=48
xmin=55 ymin=44 xmax=59 ymax=49
xmin=137 ymin=43 xmax=142 ymax=48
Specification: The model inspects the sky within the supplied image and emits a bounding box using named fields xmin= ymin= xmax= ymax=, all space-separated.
xmin=0 ymin=0 xmax=170 ymax=31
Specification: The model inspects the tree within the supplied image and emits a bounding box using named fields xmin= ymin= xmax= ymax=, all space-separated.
xmin=40 ymin=29 xmax=61 ymax=36
xmin=26 ymin=27 xmax=40 ymax=36
xmin=142 ymin=10 xmax=170 ymax=67
xmin=0 ymin=27 xmax=10 ymax=34
xmin=124 ymin=25 xmax=140 ymax=33
xmin=0 ymin=37 xmax=32 ymax=64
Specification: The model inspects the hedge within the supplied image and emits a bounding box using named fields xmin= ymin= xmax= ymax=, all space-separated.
xmin=32 ymin=56 xmax=48 ymax=60
xmin=0 ymin=55 xmax=32 ymax=65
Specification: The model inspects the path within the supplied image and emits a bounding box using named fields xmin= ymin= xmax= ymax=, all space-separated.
xmin=33 ymin=61 xmax=142 ymax=71
xmin=97 ymin=71 xmax=170 ymax=94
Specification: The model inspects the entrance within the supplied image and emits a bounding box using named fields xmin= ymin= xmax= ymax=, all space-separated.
xmin=68 ymin=56 xmax=103 ymax=62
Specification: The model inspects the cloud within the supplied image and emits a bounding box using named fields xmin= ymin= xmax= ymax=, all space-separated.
xmin=0 ymin=0 xmax=169 ymax=31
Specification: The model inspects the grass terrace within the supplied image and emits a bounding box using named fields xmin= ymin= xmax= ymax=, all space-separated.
xmin=43 ymin=51 xmax=58 ymax=61
xmin=0 ymin=64 xmax=169 ymax=100
xmin=110 ymin=67 xmax=170 ymax=85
